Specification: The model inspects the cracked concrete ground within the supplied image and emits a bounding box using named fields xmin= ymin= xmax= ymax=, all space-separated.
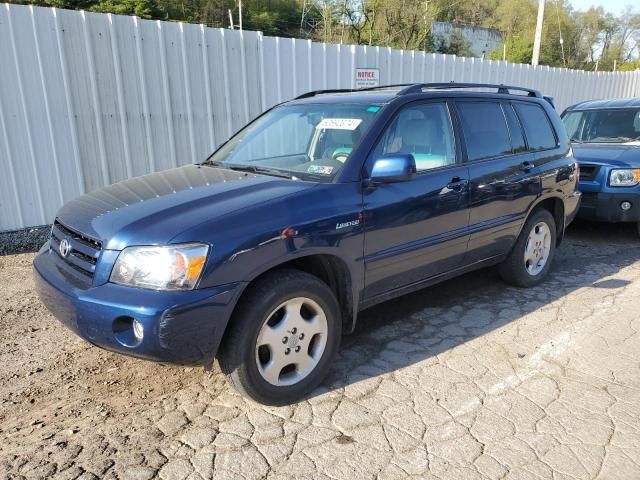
xmin=1 ymin=220 xmax=640 ymax=480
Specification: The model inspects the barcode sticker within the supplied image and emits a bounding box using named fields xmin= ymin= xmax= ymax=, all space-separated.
xmin=316 ymin=118 xmax=362 ymax=130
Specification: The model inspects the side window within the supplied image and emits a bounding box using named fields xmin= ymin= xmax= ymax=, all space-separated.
xmin=513 ymin=103 xmax=557 ymax=151
xmin=456 ymin=101 xmax=512 ymax=161
xmin=374 ymin=102 xmax=456 ymax=172
xmin=503 ymin=104 xmax=527 ymax=153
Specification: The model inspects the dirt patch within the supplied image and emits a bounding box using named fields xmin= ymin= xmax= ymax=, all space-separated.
xmin=2 ymin=220 xmax=640 ymax=479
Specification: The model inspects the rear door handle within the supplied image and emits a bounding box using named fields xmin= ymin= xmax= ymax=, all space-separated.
xmin=520 ymin=161 xmax=535 ymax=172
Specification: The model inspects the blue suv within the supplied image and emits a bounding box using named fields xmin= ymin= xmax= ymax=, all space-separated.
xmin=34 ymin=83 xmax=580 ymax=404
xmin=562 ymin=98 xmax=640 ymax=233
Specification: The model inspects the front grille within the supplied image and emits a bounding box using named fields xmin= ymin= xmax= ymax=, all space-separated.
xmin=579 ymin=164 xmax=599 ymax=182
xmin=50 ymin=220 xmax=102 ymax=278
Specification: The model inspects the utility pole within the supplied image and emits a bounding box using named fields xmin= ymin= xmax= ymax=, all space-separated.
xmin=532 ymin=0 xmax=545 ymax=66
xmin=238 ymin=0 xmax=243 ymax=31
xmin=228 ymin=9 xmax=234 ymax=29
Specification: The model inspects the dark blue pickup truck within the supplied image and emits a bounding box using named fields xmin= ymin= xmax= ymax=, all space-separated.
xmin=562 ymin=98 xmax=640 ymax=232
xmin=34 ymin=83 xmax=580 ymax=404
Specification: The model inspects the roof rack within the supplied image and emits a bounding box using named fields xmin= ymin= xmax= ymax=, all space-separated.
xmin=294 ymin=84 xmax=418 ymax=100
xmin=398 ymin=83 xmax=543 ymax=98
xmin=295 ymin=82 xmax=544 ymax=100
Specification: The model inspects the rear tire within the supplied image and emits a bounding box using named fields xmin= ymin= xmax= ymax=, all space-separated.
xmin=218 ymin=269 xmax=341 ymax=405
xmin=499 ymin=209 xmax=557 ymax=288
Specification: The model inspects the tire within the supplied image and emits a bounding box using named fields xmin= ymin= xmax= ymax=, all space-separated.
xmin=218 ymin=269 xmax=341 ymax=405
xmin=499 ymin=209 xmax=557 ymax=288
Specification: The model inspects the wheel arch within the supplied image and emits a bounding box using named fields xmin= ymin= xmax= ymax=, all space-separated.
xmin=527 ymin=195 xmax=565 ymax=246
xmin=228 ymin=252 xmax=358 ymax=338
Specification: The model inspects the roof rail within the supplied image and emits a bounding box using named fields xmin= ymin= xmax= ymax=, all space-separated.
xmin=398 ymin=82 xmax=543 ymax=98
xmin=294 ymin=82 xmax=545 ymax=101
xmin=294 ymin=84 xmax=418 ymax=100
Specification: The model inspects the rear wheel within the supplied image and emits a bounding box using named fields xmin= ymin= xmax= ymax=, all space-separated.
xmin=218 ymin=269 xmax=341 ymax=405
xmin=499 ymin=209 xmax=557 ymax=287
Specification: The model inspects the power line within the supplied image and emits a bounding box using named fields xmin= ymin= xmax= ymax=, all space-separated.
xmin=554 ymin=0 xmax=566 ymax=67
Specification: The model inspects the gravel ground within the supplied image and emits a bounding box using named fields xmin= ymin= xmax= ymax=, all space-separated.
xmin=1 ymin=220 xmax=640 ymax=480
xmin=0 ymin=226 xmax=50 ymax=256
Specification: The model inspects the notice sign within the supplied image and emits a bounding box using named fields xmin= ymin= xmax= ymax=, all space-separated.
xmin=355 ymin=68 xmax=380 ymax=89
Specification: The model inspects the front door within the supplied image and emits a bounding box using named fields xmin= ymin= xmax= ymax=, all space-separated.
xmin=362 ymin=101 xmax=470 ymax=300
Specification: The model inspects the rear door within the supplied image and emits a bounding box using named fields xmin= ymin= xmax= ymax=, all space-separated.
xmin=362 ymin=101 xmax=470 ymax=300
xmin=511 ymin=101 xmax=562 ymax=173
xmin=455 ymin=100 xmax=540 ymax=264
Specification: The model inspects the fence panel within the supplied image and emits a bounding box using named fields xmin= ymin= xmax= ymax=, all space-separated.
xmin=1 ymin=3 xmax=640 ymax=231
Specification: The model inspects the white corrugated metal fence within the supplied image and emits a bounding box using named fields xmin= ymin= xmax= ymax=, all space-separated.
xmin=1 ymin=3 xmax=639 ymax=231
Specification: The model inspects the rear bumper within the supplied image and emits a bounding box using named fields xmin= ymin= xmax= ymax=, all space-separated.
xmin=33 ymin=243 xmax=245 ymax=365
xmin=577 ymin=191 xmax=640 ymax=223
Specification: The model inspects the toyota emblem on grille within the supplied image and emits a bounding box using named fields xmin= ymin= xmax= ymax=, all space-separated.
xmin=59 ymin=238 xmax=71 ymax=258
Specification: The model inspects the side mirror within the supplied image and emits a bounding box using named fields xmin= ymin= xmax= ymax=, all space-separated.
xmin=369 ymin=153 xmax=417 ymax=185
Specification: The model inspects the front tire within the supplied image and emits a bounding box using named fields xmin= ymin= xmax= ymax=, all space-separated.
xmin=499 ymin=209 xmax=557 ymax=288
xmin=218 ymin=269 xmax=341 ymax=405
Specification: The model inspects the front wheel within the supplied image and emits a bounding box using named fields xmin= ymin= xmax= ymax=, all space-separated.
xmin=218 ymin=269 xmax=341 ymax=405
xmin=499 ymin=209 xmax=557 ymax=288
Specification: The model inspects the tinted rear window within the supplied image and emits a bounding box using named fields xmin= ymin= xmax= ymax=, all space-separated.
xmin=456 ymin=102 xmax=511 ymax=161
xmin=513 ymin=103 xmax=557 ymax=150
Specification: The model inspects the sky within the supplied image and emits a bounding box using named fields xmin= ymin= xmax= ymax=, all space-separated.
xmin=570 ymin=0 xmax=636 ymax=16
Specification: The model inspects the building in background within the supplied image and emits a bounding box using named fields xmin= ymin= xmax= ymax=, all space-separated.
xmin=432 ymin=22 xmax=504 ymax=58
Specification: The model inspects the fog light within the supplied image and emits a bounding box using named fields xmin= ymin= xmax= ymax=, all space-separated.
xmin=132 ymin=319 xmax=144 ymax=341
xmin=621 ymin=201 xmax=632 ymax=211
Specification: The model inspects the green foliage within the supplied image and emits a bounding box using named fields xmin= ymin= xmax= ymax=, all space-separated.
xmin=90 ymin=0 xmax=163 ymax=18
xmin=618 ymin=60 xmax=640 ymax=71
xmin=10 ymin=0 xmax=640 ymax=70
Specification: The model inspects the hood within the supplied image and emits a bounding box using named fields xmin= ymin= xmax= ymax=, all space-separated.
xmin=572 ymin=143 xmax=640 ymax=167
xmin=56 ymin=165 xmax=315 ymax=250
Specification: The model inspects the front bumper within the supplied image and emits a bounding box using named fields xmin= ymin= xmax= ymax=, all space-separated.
xmin=33 ymin=244 xmax=245 ymax=365
xmin=577 ymin=191 xmax=640 ymax=223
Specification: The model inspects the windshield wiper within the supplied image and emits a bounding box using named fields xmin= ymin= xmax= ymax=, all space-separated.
xmin=226 ymin=164 xmax=294 ymax=179
xmin=570 ymin=137 xmax=584 ymax=144
xmin=586 ymin=136 xmax=635 ymax=144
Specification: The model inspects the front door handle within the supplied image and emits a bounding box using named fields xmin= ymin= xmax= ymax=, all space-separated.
xmin=520 ymin=161 xmax=535 ymax=172
xmin=446 ymin=177 xmax=469 ymax=192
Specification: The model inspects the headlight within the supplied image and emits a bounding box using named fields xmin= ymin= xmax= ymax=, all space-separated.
xmin=609 ymin=169 xmax=640 ymax=187
xmin=110 ymin=243 xmax=209 ymax=290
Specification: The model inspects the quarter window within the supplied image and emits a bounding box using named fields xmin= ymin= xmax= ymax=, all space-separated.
xmin=503 ymin=104 xmax=527 ymax=153
xmin=373 ymin=103 xmax=456 ymax=172
xmin=513 ymin=103 xmax=557 ymax=150
xmin=456 ymin=102 xmax=512 ymax=161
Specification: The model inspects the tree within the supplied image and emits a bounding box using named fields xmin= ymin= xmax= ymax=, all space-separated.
xmin=434 ymin=29 xmax=473 ymax=56
xmin=90 ymin=0 xmax=163 ymax=18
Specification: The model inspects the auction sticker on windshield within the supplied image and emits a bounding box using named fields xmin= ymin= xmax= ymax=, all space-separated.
xmin=307 ymin=165 xmax=334 ymax=175
xmin=316 ymin=118 xmax=362 ymax=130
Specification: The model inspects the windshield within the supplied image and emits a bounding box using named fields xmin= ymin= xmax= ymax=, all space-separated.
xmin=205 ymin=103 xmax=382 ymax=181
xmin=563 ymin=108 xmax=640 ymax=144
